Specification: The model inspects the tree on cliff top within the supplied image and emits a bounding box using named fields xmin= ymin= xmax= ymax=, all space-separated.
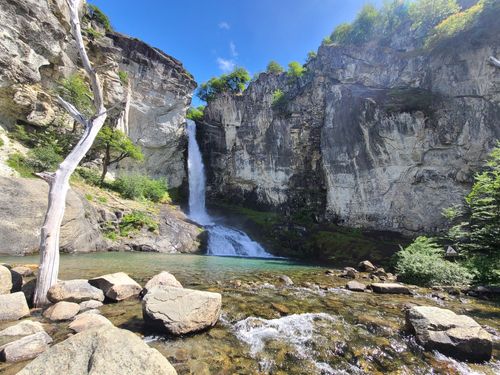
xmin=197 ymin=67 xmax=250 ymax=102
xmin=34 ymin=0 xmax=111 ymax=306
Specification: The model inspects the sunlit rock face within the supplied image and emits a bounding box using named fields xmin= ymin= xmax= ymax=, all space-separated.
xmin=0 ymin=0 xmax=196 ymax=188
xmin=199 ymin=17 xmax=500 ymax=235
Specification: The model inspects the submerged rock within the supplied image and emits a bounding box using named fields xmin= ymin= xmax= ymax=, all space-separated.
xmin=358 ymin=260 xmax=376 ymax=272
xmin=0 ymin=320 xmax=44 ymax=338
xmin=346 ymin=281 xmax=367 ymax=292
xmin=277 ymin=275 xmax=294 ymax=286
xmin=89 ymin=272 xmax=142 ymax=301
xmin=371 ymin=283 xmax=410 ymax=295
xmin=142 ymin=286 xmax=221 ymax=335
xmin=143 ymin=271 xmax=183 ymax=295
xmin=0 ymin=331 xmax=52 ymax=363
xmin=16 ymin=326 xmax=177 ymax=375
xmin=47 ymin=279 xmax=105 ymax=303
xmin=43 ymin=301 xmax=80 ymax=321
xmin=406 ymin=306 xmax=492 ymax=362
xmin=69 ymin=314 xmax=113 ymax=333
xmin=0 ymin=292 xmax=30 ymax=320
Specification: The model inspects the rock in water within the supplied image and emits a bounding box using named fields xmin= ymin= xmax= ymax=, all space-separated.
xmin=277 ymin=275 xmax=294 ymax=286
xmin=0 ymin=265 xmax=12 ymax=294
xmin=346 ymin=281 xmax=367 ymax=292
xmin=142 ymin=286 xmax=221 ymax=335
xmin=342 ymin=267 xmax=358 ymax=279
xmin=143 ymin=271 xmax=183 ymax=294
xmin=0 ymin=331 xmax=52 ymax=363
xmin=358 ymin=260 xmax=376 ymax=272
xmin=43 ymin=301 xmax=80 ymax=321
xmin=406 ymin=306 xmax=492 ymax=362
xmin=16 ymin=326 xmax=177 ymax=375
xmin=0 ymin=292 xmax=30 ymax=321
xmin=69 ymin=314 xmax=113 ymax=333
xmin=89 ymin=272 xmax=142 ymax=301
xmin=11 ymin=266 xmax=33 ymax=277
xmin=0 ymin=320 xmax=44 ymax=338
xmin=371 ymin=283 xmax=410 ymax=295
xmin=47 ymin=279 xmax=104 ymax=303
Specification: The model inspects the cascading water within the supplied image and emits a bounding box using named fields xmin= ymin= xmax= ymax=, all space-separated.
xmin=186 ymin=120 xmax=273 ymax=258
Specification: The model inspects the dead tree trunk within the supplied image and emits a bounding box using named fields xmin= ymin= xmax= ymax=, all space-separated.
xmin=34 ymin=0 xmax=108 ymax=306
xmin=489 ymin=56 xmax=500 ymax=68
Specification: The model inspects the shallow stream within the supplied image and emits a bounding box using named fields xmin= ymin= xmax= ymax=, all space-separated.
xmin=0 ymin=252 xmax=498 ymax=374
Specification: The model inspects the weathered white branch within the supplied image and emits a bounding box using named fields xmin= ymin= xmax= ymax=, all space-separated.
xmin=489 ymin=56 xmax=500 ymax=68
xmin=34 ymin=0 xmax=108 ymax=307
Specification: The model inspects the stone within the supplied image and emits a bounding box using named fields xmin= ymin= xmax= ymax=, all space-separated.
xmin=43 ymin=301 xmax=80 ymax=321
xmin=144 ymin=271 xmax=183 ymax=294
xmin=89 ymin=272 xmax=142 ymax=301
xmin=79 ymin=300 xmax=103 ymax=312
xmin=69 ymin=314 xmax=113 ymax=333
xmin=0 ymin=265 xmax=12 ymax=294
xmin=0 ymin=292 xmax=30 ymax=320
xmin=142 ymin=286 xmax=221 ymax=335
xmin=406 ymin=306 xmax=492 ymax=362
xmin=9 ymin=269 xmax=23 ymax=293
xmin=342 ymin=267 xmax=358 ymax=279
xmin=17 ymin=326 xmax=177 ymax=375
xmin=21 ymin=279 xmax=36 ymax=307
xmin=0 ymin=320 xmax=44 ymax=337
xmin=346 ymin=281 xmax=367 ymax=292
xmin=371 ymin=268 xmax=388 ymax=278
xmin=277 ymin=275 xmax=294 ymax=286
xmin=371 ymin=283 xmax=410 ymax=295
xmin=11 ymin=266 xmax=33 ymax=277
xmin=358 ymin=260 xmax=376 ymax=272
xmin=0 ymin=331 xmax=52 ymax=363
xmin=47 ymin=279 xmax=104 ymax=303
xmin=271 ymin=303 xmax=290 ymax=315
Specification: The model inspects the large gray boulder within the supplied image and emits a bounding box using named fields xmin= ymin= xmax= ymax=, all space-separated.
xmin=0 ymin=331 xmax=52 ymax=363
xmin=142 ymin=286 xmax=221 ymax=335
xmin=0 ymin=320 xmax=44 ymax=338
xmin=43 ymin=301 xmax=80 ymax=321
xmin=143 ymin=271 xmax=183 ymax=294
xmin=47 ymin=279 xmax=104 ymax=303
xmin=79 ymin=300 xmax=103 ymax=313
xmin=17 ymin=326 xmax=177 ymax=375
xmin=89 ymin=272 xmax=142 ymax=301
xmin=406 ymin=306 xmax=492 ymax=362
xmin=0 ymin=265 xmax=12 ymax=294
xmin=0 ymin=292 xmax=30 ymax=321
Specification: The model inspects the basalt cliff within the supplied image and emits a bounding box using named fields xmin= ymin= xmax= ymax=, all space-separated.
xmin=198 ymin=6 xmax=500 ymax=235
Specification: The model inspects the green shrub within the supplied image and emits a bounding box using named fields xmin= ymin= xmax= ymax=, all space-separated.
xmin=119 ymin=211 xmax=158 ymax=236
xmin=58 ymin=73 xmax=94 ymax=118
xmin=112 ymin=175 xmax=169 ymax=202
xmin=287 ymin=62 xmax=305 ymax=79
xmin=88 ymin=4 xmax=112 ymax=31
xmin=266 ymin=61 xmax=284 ymax=74
xmin=197 ymin=67 xmax=250 ymax=102
xmin=97 ymin=196 xmax=108 ymax=203
xmin=394 ymin=236 xmax=472 ymax=286
xmin=26 ymin=146 xmax=63 ymax=172
xmin=118 ymin=71 xmax=129 ymax=85
xmin=0 ymin=138 xmax=4 ymax=147
xmin=86 ymin=27 xmax=103 ymax=39
xmin=7 ymin=153 xmax=34 ymax=177
xmin=85 ymin=193 xmax=93 ymax=201
xmin=75 ymin=167 xmax=102 ymax=186
xmin=271 ymin=89 xmax=286 ymax=108
xmin=330 ymin=23 xmax=353 ymax=44
xmin=409 ymin=0 xmax=460 ymax=37
xmin=187 ymin=106 xmax=205 ymax=122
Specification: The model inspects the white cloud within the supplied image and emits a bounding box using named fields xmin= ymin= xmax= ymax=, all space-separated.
xmin=217 ymin=57 xmax=235 ymax=73
xmin=229 ymin=41 xmax=238 ymax=57
xmin=218 ymin=21 xmax=230 ymax=30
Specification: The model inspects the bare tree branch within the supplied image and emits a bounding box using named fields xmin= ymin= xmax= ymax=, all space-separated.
xmin=489 ymin=56 xmax=500 ymax=68
xmin=57 ymin=96 xmax=88 ymax=128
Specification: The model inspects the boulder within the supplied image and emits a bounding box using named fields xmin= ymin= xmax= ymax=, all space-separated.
xmin=0 ymin=265 xmax=12 ymax=294
xmin=142 ymin=286 xmax=221 ymax=335
xmin=69 ymin=314 xmax=113 ymax=333
xmin=277 ymin=275 xmax=294 ymax=286
xmin=371 ymin=283 xmax=410 ymax=295
xmin=0 ymin=320 xmax=44 ymax=337
xmin=406 ymin=306 xmax=492 ymax=362
xmin=144 ymin=271 xmax=183 ymax=294
xmin=11 ymin=266 xmax=33 ymax=277
xmin=21 ymin=279 xmax=36 ymax=307
xmin=17 ymin=326 xmax=177 ymax=375
xmin=346 ymin=281 xmax=367 ymax=292
xmin=10 ymin=269 xmax=23 ymax=292
xmin=89 ymin=272 xmax=142 ymax=301
xmin=47 ymin=279 xmax=104 ymax=303
xmin=0 ymin=331 xmax=52 ymax=363
xmin=43 ymin=301 xmax=80 ymax=321
xmin=79 ymin=300 xmax=103 ymax=312
xmin=341 ymin=267 xmax=358 ymax=279
xmin=358 ymin=260 xmax=376 ymax=272
xmin=0 ymin=292 xmax=30 ymax=320
xmin=371 ymin=268 xmax=388 ymax=278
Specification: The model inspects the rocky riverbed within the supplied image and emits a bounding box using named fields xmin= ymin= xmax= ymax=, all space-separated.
xmin=0 ymin=252 xmax=498 ymax=374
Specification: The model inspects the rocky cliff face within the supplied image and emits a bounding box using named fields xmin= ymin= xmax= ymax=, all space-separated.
xmin=0 ymin=0 xmax=196 ymax=187
xmin=199 ymin=10 xmax=500 ymax=235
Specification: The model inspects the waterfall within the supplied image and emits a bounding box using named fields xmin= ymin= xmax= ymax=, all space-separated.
xmin=186 ymin=120 xmax=273 ymax=258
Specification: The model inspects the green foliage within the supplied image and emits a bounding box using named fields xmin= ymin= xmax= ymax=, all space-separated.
xmin=58 ymin=73 xmax=94 ymax=118
xmin=425 ymin=0 xmax=485 ymax=47
xmin=75 ymin=167 xmax=102 ymax=186
xmin=197 ymin=67 xmax=250 ymax=102
xmin=287 ymin=61 xmax=305 ymax=79
xmin=0 ymin=138 xmax=4 ymax=147
xmin=330 ymin=4 xmax=379 ymax=45
xmin=118 ymin=71 xmax=129 ymax=85
xmin=119 ymin=210 xmax=158 ymax=236
xmin=271 ymin=89 xmax=286 ymax=109
xmin=26 ymin=146 xmax=63 ymax=172
xmin=395 ymin=236 xmax=472 ymax=286
xmin=111 ymin=175 xmax=169 ymax=203
xmin=306 ymin=51 xmax=317 ymax=64
xmin=187 ymin=106 xmax=205 ymax=122
xmin=7 ymin=153 xmax=34 ymax=177
xmin=88 ymin=4 xmax=112 ymax=31
xmin=408 ymin=0 xmax=460 ymax=37
xmin=84 ymin=193 xmax=93 ymax=201
xmin=446 ymin=143 xmax=500 ymax=284
xmin=94 ymin=127 xmax=143 ymax=164
xmin=86 ymin=27 xmax=103 ymax=39
xmin=377 ymin=0 xmax=411 ymax=38
xmin=330 ymin=23 xmax=353 ymax=44
xmin=266 ymin=61 xmax=284 ymax=74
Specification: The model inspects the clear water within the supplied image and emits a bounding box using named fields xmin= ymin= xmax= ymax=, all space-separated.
xmin=0 ymin=252 xmax=498 ymax=375
xmin=186 ymin=120 xmax=273 ymax=258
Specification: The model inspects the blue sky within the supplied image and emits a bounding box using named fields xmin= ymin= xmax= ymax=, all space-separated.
xmin=90 ymin=0 xmax=383 ymax=105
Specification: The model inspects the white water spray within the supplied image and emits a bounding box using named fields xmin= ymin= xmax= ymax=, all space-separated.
xmin=186 ymin=120 xmax=273 ymax=258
